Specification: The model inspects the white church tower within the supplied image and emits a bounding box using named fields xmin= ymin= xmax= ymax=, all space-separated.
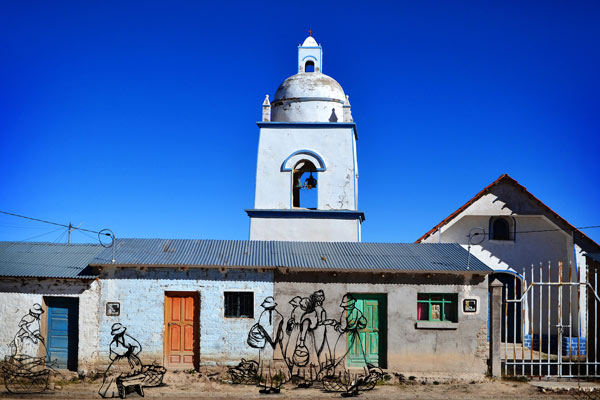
xmin=246 ymin=35 xmax=364 ymax=242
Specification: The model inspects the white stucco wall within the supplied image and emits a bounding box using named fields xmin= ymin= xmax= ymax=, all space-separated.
xmin=97 ymin=268 xmax=273 ymax=367
xmin=249 ymin=217 xmax=360 ymax=242
xmin=253 ymin=126 xmax=357 ymax=211
xmin=0 ymin=278 xmax=101 ymax=373
xmin=271 ymin=101 xmax=345 ymax=123
xmin=421 ymin=183 xmax=589 ymax=337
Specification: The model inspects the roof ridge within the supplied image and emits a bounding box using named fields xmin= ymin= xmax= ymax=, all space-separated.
xmin=415 ymin=174 xmax=600 ymax=250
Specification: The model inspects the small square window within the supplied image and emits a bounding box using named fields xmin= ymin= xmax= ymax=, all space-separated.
xmin=224 ymin=292 xmax=254 ymax=318
xmin=417 ymin=293 xmax=458 ymax=322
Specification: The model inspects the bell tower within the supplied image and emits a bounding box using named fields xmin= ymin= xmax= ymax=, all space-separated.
xmin=298 ymin=34 xmax=322 ymax=73
xmin=245 ymin=35 xmax=364 ymax=242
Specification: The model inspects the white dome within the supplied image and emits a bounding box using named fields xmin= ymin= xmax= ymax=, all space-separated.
xmin=302 ymin=36 xmax=318 ymax=47
xmin=271 ymin=73 xmax=346 ymax=122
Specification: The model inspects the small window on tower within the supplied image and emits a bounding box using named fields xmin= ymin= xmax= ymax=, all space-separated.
xmin=305 ymin=60 xmax=315 ymax=73
xmin=292 ymin=160 xmax=318 ymax=209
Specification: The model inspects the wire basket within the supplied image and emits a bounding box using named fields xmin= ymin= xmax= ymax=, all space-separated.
xmin=141 ymin=363 xmax=166 ymax=387
xmin=1 ymin=357 xmax=51 ymax=394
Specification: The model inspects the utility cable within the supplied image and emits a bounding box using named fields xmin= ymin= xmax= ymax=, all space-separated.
xmin=53 ymin=229 xmax=69 ymax=244
xmin=468 ymin=225 xmax=600 ymax=237
xmin=77 ymin=229 xmax=99 ymax=242
xmin=0 ymin=210 xmax=111 ymax=236
xmin=16 ymin=227 xmax=65 ymax=242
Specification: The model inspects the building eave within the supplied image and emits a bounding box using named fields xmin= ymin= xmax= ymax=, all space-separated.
xmin=257 ymin=121 xmax=358 ymax=140
xmin=415 ymin=174 xmax=600 ymax=252
xmin=245 ymin=208 xmax=365 ymax=222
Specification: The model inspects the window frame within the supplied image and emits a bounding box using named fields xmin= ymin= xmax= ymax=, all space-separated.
xmin=224 ymin=291 xmax=254 ymax=319
xmin=489 ymin=216 xmax=515 ymax=242
xmin=417 ymin=293 xmax=458 ymax=323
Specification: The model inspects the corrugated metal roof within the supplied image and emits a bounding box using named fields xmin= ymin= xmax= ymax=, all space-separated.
xmin=91 ymin=239 xmax=491 ymax=273
xmin=587 ymin=253 xmax=600 ymax=263
xmin=0 ymin=242 xmax=103 ymax=279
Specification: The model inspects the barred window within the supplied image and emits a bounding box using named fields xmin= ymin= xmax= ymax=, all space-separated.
xmin=224 ymin=292 xmax=254 ymax=318
xmin=417 ymin=293 xmax=458 ymax=322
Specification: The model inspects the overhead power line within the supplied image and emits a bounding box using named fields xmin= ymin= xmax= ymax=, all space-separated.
xmin=469 ymin=225 xmax=600 ymax=237
xmin=0 ymin=210 xmax=111 ymax=237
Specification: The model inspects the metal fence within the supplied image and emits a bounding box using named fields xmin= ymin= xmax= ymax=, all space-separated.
xmin=503 ymin=261 xmax=600 ymax=377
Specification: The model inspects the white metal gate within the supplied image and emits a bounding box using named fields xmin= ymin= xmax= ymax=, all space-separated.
xmin=502 ymin=262 xmax=600 ymax=377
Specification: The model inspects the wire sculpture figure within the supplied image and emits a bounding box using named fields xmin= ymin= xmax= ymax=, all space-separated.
xmin=1 ymin=303 xmax=59 ymax=394
xmin=246 ymin=296 xmax=285 ymax=394
xmin=98 ymin=323 xmax=166 ymax=399
xmin=234 ymin=292 xmax=386 ymax=397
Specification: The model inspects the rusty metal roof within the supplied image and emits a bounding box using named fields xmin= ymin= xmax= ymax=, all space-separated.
xmin=0 ymin=242 xmax=102 ymax=279
xmin=91 ymin=239 xmax=491 ymax=273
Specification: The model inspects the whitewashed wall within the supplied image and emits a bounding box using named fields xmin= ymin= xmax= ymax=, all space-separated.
xmin=0 ymin=278 xmax=101 ymax=373
xmin=250 ymin=217 xmax=359 ymax=242
xmin=254 ymin=126 xmax=357 ymax=211
xmin=421 ymin=184 xmax=590 ymax=337
xmin=97 ymin=268 xmax=273 ymax=367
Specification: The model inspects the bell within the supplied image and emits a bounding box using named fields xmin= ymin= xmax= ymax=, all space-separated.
xmin=295 ymin=177 xmax=304 ymax=188
xmin=304 ymin=173 xmax=317 ymax=189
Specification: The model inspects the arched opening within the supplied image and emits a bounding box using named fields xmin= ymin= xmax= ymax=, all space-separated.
xmin=490 ymin=217 xmax=513 ymax=241
xmin=304 ymin=60 xmax=315 ymax=73
xmin=292 ymin=160 xmax=318 ymax=209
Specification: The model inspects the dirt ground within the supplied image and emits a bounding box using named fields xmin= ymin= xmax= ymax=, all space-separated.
xmin=1 ymin=371 xmax=599 ymax=400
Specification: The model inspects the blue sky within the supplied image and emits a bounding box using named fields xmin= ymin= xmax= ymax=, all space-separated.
xmin=0 ymin=1 xmax=598 ymax=244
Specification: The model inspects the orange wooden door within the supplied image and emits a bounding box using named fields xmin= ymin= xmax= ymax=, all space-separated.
xmin=165 ymin=293 xmax=198 ymax=368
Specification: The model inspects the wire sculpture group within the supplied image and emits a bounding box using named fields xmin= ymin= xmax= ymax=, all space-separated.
xmin=0 ymin=304 xmax=59 ymax=394
xmin=98 ymin=323 xmax=166 ymax=399
xmin=229 ymin=292 xmax=385 ymax=397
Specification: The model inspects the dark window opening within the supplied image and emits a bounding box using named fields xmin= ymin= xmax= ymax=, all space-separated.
xmin=305 ymin=60 xmax=315 ymax=72
xmin=292 ymin=160 xmax=318 ymax=209
xmin=224 ymin=292 xmax=254 ymax=318
xmin=417 ymin=293 xmax=458 ymax=322
xmin=491 ymin=218 xmax=511 ymax=241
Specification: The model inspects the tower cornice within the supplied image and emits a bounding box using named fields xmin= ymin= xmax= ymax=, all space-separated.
xmin=256 ymin=121 xmax=358 ymax=140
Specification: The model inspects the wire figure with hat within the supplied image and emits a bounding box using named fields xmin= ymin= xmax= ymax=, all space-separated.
xmin=327 ymin=294 xmax=367 ymax=372
xmin=9 ymin=303 xmax=46 ymax=358
xmin=98 ymin=322 xmax=166 ymax=398
xmin=1 ymin=303 xmax=59 ymax=394
xmin=99 ymin=323 xmax=143 ymax=398
xmin=247 ymin=296 xmax=284 ymax=394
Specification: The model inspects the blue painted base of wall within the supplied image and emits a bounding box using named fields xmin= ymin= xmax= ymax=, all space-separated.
xmin=524 ymin=334 xmax=586 ymax=356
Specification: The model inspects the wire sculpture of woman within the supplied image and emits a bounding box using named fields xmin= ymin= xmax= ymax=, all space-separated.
xmin=328 ymin=294 xmax=367 ymax=372
xmin=98 ymin=323 xmax=143 ymax=398
xmin=9 ymin=303 xmax=46 ymax=361
xmin=247 ymin=297 xmax=284 ymax=394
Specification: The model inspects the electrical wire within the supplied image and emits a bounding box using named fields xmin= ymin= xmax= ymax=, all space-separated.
xmin=0 ymin=223 xmax=53 ymax=229
xmin=16 ymin=227 xmax=65 ymax=242
xmin=468 ymin=225 xmax=600 ymax=237
xmin=0 ymin=210 xmax=111 ymax=236
xmin=53 ymin=229 xmax=69 ymax=244
xmin=76 ymin=229 xmax=99 ymax=242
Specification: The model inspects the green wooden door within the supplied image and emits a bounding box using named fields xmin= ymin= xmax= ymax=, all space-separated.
xmin=346 ymin=294 xmax=386 ymax=368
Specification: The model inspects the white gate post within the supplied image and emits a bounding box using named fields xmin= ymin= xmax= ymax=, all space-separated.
xmin=490 ymin=278 xmax=503 ymax=378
